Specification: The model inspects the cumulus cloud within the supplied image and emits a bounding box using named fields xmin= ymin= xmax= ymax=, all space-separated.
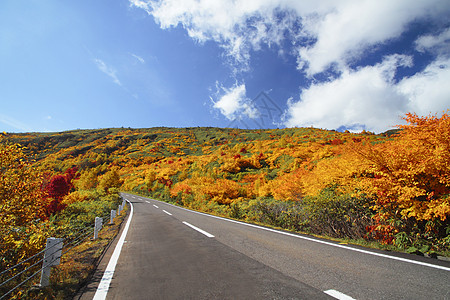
xmin=131 ymin=0 xmax=449 ymax=75
xmin=415 ymin=27 xmax=450 ymax=56
xmin=211 ymin=83 xmax=259 ymax=121
xmin=295 ymin=1 xmax=449 ymax=76
xmin=130 ymin=0 xmax=300 ymax=72
xmin=284 ymin=55 xmax=413 ymax=133
xmin=131 ymin=0 xmax=450 ymax=130
xmin=284 ymin=54 xmax=450 ymax=133
xmin=94 ymin=59 xmax=121 ymax=86
xmin=398 ymin=57 xmax=450 ymax=115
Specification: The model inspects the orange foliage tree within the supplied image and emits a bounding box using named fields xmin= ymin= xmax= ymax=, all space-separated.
xmin=171 ymin=177 xmax=242 ymax=205
xmin=357 ymin=112 xmax=450 ymax=244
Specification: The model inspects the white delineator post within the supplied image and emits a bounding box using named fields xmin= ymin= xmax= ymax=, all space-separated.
xmin=117 ymin=198 xmax=126 ymax=216
xmin=40 ymin=238 xmax=63 ymax=287
xmin=110 ymin=209 xmax=116 ymax=224
xmin=94 ymin=217 xmax=103 ymax=240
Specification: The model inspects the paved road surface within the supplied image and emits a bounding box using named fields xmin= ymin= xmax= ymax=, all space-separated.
xmin=78 ymin=193 xmax=450 ymax=300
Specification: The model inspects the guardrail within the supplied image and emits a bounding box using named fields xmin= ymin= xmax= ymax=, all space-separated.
xmin=0 ymin=198 xmax=126 ymax=299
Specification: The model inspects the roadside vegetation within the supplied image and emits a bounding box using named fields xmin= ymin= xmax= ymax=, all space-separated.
xmin=1 ymin=111 xmax=449 ymax=297
xmin=0 ymin=138 xmax=124 ymax=299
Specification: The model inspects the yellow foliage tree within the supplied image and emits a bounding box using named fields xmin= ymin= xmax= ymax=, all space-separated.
xmin=75 ymin=169 xmax=99 ymax=190
xmin=0 ymin=137 xmax=48 ymax=266
xmin=98 ymin=167 xmax=123 ymax=192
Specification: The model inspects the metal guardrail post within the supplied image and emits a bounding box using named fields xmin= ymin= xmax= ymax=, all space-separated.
xmin=40 ymin=238 xmax=63 ymax=287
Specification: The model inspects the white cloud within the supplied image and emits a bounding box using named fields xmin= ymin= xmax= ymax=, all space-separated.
xmin=415 ymin=27 xmax=450 ymax=56
xmin=129 ymin=0 xmax=151 ymax=11
xmin=131 ymin=0 xmax=450 ymax=75
xmin=397 ymin=57 xmax=450 ymax=115
xmin=284 ymin=54 xmax=450 ymax=133
xmin=0 ymin=113 xmax=31 ymax=132
xmin=131 ymin=53 xmax=146 ymax=64
xmin=284 ymin=55 xmax=412 ymax=133
xmin=130 ymin=0 xmax=298 ymax=72
xmin=94 ymin=59 xmax=122 ymax=86
xmin=295 ymin=0 xmax=449 ymax=76
xmin=211 ymin=83 xmax=259 ymax=120
xmin=131 ymin=0 xmax=450 ymax=130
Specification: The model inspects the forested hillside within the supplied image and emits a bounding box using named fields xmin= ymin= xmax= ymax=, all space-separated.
xmin=2 ymin=112 xmax=449 ymax=267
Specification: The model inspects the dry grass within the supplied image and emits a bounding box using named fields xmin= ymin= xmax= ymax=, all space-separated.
xmin=23 ymin=206 xmax=128 ymax=300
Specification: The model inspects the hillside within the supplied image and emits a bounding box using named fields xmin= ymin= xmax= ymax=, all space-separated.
xmin=8 ymin=126 xmax=371 ymax=164
xmin=2 ymin=112 xmax=450 ymax=257
xmin=8 ymin=125 xmax=386 ymax=177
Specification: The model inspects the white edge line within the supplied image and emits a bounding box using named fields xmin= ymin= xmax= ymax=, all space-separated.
xmin=162 ymin=210 xmax=172 ymax=216
xmin=93 ymin=199 xmax=134 ymax=300
xmin=183 ymin=221 xmax=215 ymax=238
xmin=156 ymin=198 xmax=450 ymax=272
xmin=324 ymin=289 xmax=355 ymax=300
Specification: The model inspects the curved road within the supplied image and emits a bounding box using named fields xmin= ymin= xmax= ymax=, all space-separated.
xmin=78 ymin=193 xmax=450 ymax=300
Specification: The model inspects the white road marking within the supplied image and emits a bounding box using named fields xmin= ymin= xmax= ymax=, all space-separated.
xmin=153 ymin=204 xmax=159 ymax=208
xmin=158 ymin=199 xmax=450 ymax=272
xmin=163 ymin=210 xmax=172 ymax=216
xmin=145 ymin=201 xmax=150 ymax=203
xmin=93 ymin=200 xmax=134 ymax=300
xmin=182 ymin=221 xmax=215 ymax=238
xmin=324 ymin=289 xmax=355 ymax=300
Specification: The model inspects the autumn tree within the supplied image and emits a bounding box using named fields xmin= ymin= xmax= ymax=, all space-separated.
xmin=44 ymin=166 xmax=79 ymax=216
xmin=76 ymin=168 xmax=99 ymax=190
xmin=0 ymin=137 xmax=48 ymax=269
xmin=98 ymin=167 xmax=123 ymax=192
xmin=357 ymin=112 xmax=450 ymax=245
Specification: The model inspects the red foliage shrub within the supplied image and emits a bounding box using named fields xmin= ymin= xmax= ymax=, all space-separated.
xmin=46 ymin=175 xmax=70 ymax=200
xmin=330 ymin=138 xmax=343 ymax=145
xmin=44 ymin=167 xmax=79 ymax=216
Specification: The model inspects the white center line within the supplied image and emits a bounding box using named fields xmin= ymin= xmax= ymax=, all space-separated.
xmin=145 ymin=201 xmax=150 ymax=204
xmin=162 ymin=210 xmax=172 ymax=216
xmin=324 ymin=289 xmax=355 ymax=300
xmin=182 ymin=221 xmax=214 ymax=238
xmin=153 ymin=204 xmax=159 ymax=208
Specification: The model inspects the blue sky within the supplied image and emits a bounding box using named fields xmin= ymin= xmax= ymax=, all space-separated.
xmin=1 ymin=0 xmax=449 ymax=133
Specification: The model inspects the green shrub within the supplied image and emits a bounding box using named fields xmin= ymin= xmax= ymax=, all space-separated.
xmin=302 ymin=186 xmax=373 ymax=239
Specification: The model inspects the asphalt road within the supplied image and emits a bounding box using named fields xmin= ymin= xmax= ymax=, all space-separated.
xmin=79 ymin=193 xmax=450 ymax=300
